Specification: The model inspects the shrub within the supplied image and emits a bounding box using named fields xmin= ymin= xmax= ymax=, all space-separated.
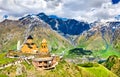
xmin=69 ymin=48 xmax=92 ymax=55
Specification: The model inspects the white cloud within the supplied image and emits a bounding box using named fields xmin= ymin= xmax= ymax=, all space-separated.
xmin=0 ymin=0 xmax=120 ymax=22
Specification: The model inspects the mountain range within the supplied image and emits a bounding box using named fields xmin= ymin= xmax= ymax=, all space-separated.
xmin=0 ymin=12 xmax=120 ymax=57
xmin=0 ymin=12 xmax=120 ymax=77
xmin=20 ymin=13 xmax=90 ymax=35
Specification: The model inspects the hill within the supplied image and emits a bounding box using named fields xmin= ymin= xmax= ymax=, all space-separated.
xmin=0 ymin=60 xmax=118 ymax=77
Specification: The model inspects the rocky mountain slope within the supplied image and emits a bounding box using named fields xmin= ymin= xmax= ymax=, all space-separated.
xmin=0 ymin=16 xmax=72 ymax=53
xmin=20 ymin=13 xmax=90 ymax=35
xmin=19 ymin=13 xmax=90 ymax=45
xmin=76 ymin=21 xmax=120 ymax=57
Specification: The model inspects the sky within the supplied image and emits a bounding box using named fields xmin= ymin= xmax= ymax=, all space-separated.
xmin=0 ymin=0 xmax=120 ymax=22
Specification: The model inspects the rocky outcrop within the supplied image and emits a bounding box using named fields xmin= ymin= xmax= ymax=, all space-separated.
xmin=104 ymin=55 xmax=120 ymax=77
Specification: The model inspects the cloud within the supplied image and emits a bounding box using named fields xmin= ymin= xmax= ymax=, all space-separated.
xmin=0 ymin=0 xmax=120 ymax=22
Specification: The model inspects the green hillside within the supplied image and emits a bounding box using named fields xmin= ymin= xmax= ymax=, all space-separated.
xmin=0 ymin=60 xmax=118 ymax=77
